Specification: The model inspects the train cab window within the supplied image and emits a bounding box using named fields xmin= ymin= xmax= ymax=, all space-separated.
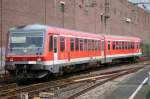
xmin=108 ymin=41 xmax=110 ymax=50
xmin=70 ymin=38 xmax=74 ymax=51
xmin=49 ymin=36 xmax=53 ymax=52
xmin=60 ymin=37 xmax=65 ymax=52
xmin=80 ymin=39 xmax=83 ymax=51
xmin=75 ymin=38 xmax=79 ymax=51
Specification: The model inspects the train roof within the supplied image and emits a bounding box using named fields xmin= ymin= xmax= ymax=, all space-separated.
xmin=9 ymin=24 xmax=141 ymax=41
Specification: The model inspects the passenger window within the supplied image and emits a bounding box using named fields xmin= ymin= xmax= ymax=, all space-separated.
xmin=98 ymin=40 xmax=100 ymax=50
xmin=84 ymin=39 xmax=87 ymax=51
xmin=60 ymin=37 xmax=65 ymax=52
xmin=54 ymin=37 xmax=57 ymax=53
xmin=101 ymin=41 xmax=104 ymax=51
xmin=137 ymin=42 xmax=139 ymax=49
xmin=88 ymin=40 xmax=91 ymax=50
xmin=70 ymin=38 xmax=74 ymax=51
xmin=113 ymin=41 xmax=115 ymax=50
xmin=75 ymin=38 xmax=79 ymax=51
xmin=108 ymin=41 xmax=110 ymax=50
xmin=80 ymin=39 xmax=83 ymax=51
xmin=92 ymin=40 xmax=94 ymax=50
xmin=49 ymin=36 xmax=53 ymax=52
xmin=96 ymin=41 xmax=98 ymax=50
xmin=122 ymin=42 xmax=124 ymax=50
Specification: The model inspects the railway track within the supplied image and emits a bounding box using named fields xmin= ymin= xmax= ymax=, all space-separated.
xmin=0 ymin=73 xmax=9 ymax=80
xmin=0 ymin=65 xmax=144 ymax=99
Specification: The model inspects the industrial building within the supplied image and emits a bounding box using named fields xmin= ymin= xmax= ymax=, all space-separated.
xmin=0 ymin=0 xmax=150 ymax=45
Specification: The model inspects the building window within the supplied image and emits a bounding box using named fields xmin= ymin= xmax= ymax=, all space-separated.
xmin=70 ymin=38 xmax=74 ymax=51
xmin=60 ymin=1 xmax=65 ymax=12
xmin=60 ymin=37 xmax=65 ymax=52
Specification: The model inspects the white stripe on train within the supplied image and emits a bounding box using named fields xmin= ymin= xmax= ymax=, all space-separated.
xmin=39 ymin=52 xmax=142 ymax=65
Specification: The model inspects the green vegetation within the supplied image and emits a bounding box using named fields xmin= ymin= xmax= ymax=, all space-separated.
xmin=141 ymin=43 xmax=150 ymax=56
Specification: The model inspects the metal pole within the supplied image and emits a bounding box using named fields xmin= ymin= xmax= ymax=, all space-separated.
xmin=148 ymin=72 xmax=150 ymax=86
xmin=1 ymin=0 xmax=3 ymax=71
xmin=45 ymin=0 xmax=46 ymax=24
xmin=104 ymin=0 xmax=107 ymax=34
xmin=74 ymin=0 xmax=76 ymax=29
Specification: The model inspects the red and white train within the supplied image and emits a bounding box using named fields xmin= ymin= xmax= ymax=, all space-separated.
xmin=5 ymin=24 xmax=142 ymax=79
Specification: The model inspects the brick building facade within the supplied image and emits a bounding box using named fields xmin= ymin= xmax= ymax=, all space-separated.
xmin=0 ymin=0 xmax=150 ymax=45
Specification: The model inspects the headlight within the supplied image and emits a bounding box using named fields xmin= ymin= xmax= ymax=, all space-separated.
xmin=37 ymin=58 xmax=41 ymax=61
xmin=10 ymin=58 xmax=13 ymax=62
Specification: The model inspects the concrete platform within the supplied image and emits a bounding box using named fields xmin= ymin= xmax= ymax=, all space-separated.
xmin=104 ymin=65 xmax=150 ymax=99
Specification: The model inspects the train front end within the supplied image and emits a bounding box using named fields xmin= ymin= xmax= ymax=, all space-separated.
xmin=5 ymin=25 xmax=49 ymax=79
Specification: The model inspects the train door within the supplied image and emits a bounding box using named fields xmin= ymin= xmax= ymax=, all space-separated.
xmin=53 ymin=35 xmax=58 ymax=64
xmin=101 ymin=40 xmax=105 ymax=63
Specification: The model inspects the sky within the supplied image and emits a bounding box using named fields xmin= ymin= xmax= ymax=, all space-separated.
xmin=128 ymin=0 xmax=150 ymax=11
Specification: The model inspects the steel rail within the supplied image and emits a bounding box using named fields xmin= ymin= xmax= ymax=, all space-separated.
xmin=0 ymin=66 xmax=144 ymax=99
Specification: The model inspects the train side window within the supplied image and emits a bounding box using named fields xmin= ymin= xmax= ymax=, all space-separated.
xmin=132 ymin=42 xmax=134 ymax=49
xmin=122 ymin=42 xmax=124 ymax=50
xmin=84 ymin=39 xmax=87 ymax=51
xmin=95 ymin=40 xmax=97 ymax=50
xmin=130 ymin=42 xmax=132 ymax=49
xmin=54 ymin=37 xmax=57 ymax=53
xmin=137 ymin=42 xmax=139 ymax=49
xmin=108 ymin=41 xmax=110 ymax=50
xmin=116 ymin=41 xmax=118 ymax=50
xmin=101 ymin=41 xmax=104 ymax=51
xmin=70 ymin=38 xmax=74 ymax=51
xmin=112 ymin=41 xmax=115 ymax=50
xmin=94 ymin=40 xmax=96 ymax=50
xmin=80 ymin=39 xmax=83 ymax=51
xmin=92 ymin=40 xmax=94 ymax=50
xmin=49 ymin=36 xmax=53 ymax=52
xmin=88 ymin=40 xmax=91 ymax=50
xmin=96 ymin=40 xmax=98 ymax=50
xmin=60 ymin=37 xmax=65 ymax=52
xmin=125 ymin=42 xmax=127 ymax=49
xmin=98 ymin=40 xmax=100 ymax=50
xmin=75 ymin=38 xmax=79 ymax=51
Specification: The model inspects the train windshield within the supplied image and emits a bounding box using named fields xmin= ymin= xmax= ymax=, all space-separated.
xmin=8 ymin=32 xmax=44 ymax=55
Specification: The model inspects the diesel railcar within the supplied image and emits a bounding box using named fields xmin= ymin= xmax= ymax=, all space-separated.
xmin=5 ymin=24 xmax=142 ymax=79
